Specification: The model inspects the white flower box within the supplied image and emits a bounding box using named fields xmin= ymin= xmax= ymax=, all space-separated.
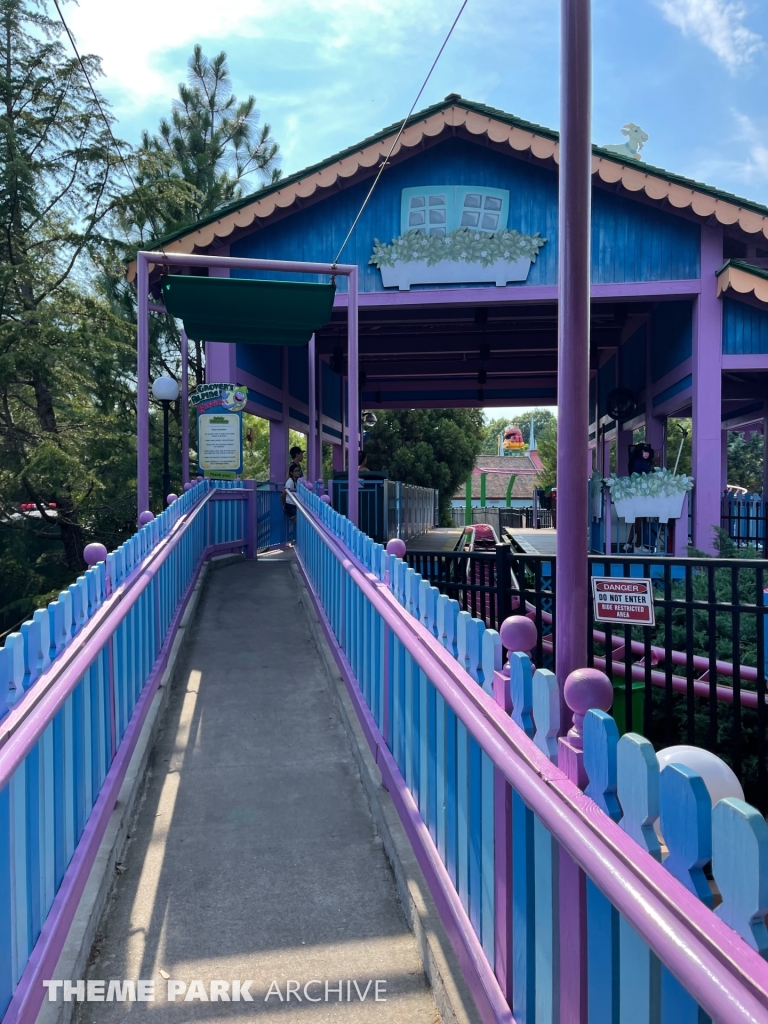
xmin=379 ymin=257 xmax=532 ymax=291
xmin=612 ymin=492 xmax=686 ymax=524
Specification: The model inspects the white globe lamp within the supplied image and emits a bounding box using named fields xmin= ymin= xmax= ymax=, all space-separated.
xmin=152 ymin=376 xmax=181 ymax=501
xmin=151 ymin=376 xmax=180 ymax=402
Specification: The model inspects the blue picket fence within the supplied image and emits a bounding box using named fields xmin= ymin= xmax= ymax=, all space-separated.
xmin=295 ymin=481 xmax=768 ymax=1024
xmin=256 ymin=485 xmax=290 ymax=551
xmin=721 ymin=492 xmax=765 ymax=548
xmin=0 ymin=479 xmax=251 ymax=1023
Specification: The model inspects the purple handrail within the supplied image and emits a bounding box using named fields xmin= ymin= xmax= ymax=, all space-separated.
xmin=2 ymin=485 xmax=250 ymax=1024
xmin=296 ymin=495 xmax=768 ymax=1024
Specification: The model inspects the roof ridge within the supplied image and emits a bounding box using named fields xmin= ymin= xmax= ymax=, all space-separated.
xmin=141 ymin=96 xmax=768 ymax=254
xmin=719 ymin=258 xmax=768 ymax=282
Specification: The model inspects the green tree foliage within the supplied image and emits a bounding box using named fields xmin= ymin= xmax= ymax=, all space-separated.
xmin=112 ymin=43 xmax=283 ymax=462
xmin=363 ymin=409 xmax=484 ymax=524
xmin=727 ymin=430 xmax=763 ymax=493
xmin=242 ymin=414 xmax=304 ymax=481
xmin=0 ymin=21 xmax=283 ymax=631
xmin=119 ymin=45 xmax=281 ymax=248
xmin=0 ymin=0 xmax=138 ymax=630
xmin=666 ymin=418 xmax=692 ymax=476
xmin=665 ymin=420 xmax=763 ymax=492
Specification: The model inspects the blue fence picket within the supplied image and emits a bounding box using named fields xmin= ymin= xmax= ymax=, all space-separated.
xmin=0 ymin=480 xmax=251 ymax=1015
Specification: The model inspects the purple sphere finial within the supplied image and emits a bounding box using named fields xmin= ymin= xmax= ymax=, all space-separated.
xmin=304 ymin=481 xmax=314 ymax=492
xmin=321 ymin=493 xmax=332 ymax=504
xmin=386 ymin=538 xmax=407 ymax=559
xmin=563 ymin=668 xmax=613 ymax=750
xmin=83 ymin=542 xmax=108 ymax=567
xmin=196 ymin=475 xmax=203 ymax=483
xmin=499 ymin=615 xmax=538 ymax=656
xmin=138 ymin=510 xmax=155 ymax=526
xmin=183 ymin=482 xmax=192 ymax=492
xmin=166 ymin=493 xmax=179 ymax=505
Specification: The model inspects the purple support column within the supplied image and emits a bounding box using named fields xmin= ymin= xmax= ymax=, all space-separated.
xmin=269 ymin=348 xmax=290 ymax=484
xmin=721 ymin=429 xmax=728 ymax=492
xmin=308 ymin=334 xmax=317 ymax=482
xmin=673 ymin=493 xmax=689 ymax=557
xmin=341 ymin=376 xmax=347 ymax=472
xmin=270 ymin=420 xmax=288 ymax=485
xmin=604 ymin=487 xmax=612 ymax=556
xmin=181 ymin=329 xmax=190 ymax=485
xmin=315 ymin=357 xmax=324 ymax=487
xmin=205 ymin=263 xmax=234 ymax=385
xmin=556 ymin=0 xmax=592 ymax=701
xmin=492 ymin=664 xmax=513 ymax=1000
xmin=691 ymin=224 xmax=724 ymax=553
xmin=558 ymin=668 xmax=612 ymax=1024
xmin=348 ymin=267 xmax=359 ymax=526
xmin=137 ymin=253 xmax=149 ymax=517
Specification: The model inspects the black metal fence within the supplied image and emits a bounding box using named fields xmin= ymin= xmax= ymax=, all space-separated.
xmin=720 ymin=493 xmax=766 ymax=553
xmin=449 ymin=506 xmax=556 ymax=532
xmin=405 ymin=545 xmax=768 ymax=809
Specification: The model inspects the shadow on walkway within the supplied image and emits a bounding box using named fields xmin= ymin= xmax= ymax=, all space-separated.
xmin=77 ymin=557 xmax=439 ymax=1022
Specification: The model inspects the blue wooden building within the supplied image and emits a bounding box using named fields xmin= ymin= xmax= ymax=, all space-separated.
xmin=128 ymin=96 xmax=768 ymax=552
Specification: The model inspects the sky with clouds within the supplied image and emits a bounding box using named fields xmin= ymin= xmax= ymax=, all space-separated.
xmin=66 ymin=0 xmax=768 ymax=204
xmin=64 ymin=0 xmax=768 ymax=423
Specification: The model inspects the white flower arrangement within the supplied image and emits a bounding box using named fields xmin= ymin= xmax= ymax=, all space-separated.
xmin=369 ymin=227 xmax=547 ymax=270
xmin=604 ymin=467 xmax=694 ymax=500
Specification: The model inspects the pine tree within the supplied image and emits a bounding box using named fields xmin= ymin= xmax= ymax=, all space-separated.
xmin=0 ymin=0 xmax=129 ymax=584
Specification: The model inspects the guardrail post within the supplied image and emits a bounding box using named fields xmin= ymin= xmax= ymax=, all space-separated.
xmin=244 ymin=480 xmax=256 ymax=559
xmin=491 ymin=657 xmax=513 ymax=1002
xmin=556 ymin=669 xmax=613 ymax=1024
xmin=495 ymin=544 xmax=512 ymax=628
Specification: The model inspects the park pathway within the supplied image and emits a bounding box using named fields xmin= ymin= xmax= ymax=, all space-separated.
xmin=76 ymin=554 xmax=440 ymax=1022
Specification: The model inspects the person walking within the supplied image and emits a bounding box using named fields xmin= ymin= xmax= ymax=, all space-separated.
xmin=282 ymin=463 xmax=301 ymax=541
xmin=288 ymin=446 xmax=304 ymax=478
xmin=627 ymin=442 xmax=655 ymax=551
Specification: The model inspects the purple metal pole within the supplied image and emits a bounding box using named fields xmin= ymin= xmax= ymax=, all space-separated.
xmin=348 ymin=268 xmax=359 ymax=526
xmin=308 ymin=334 xmax=317 ymax=482
xmin=691 ymin=224 xmax=724 ymax=554
xmin=181 ymin=329 xmax=190 ymax=486
xmin=137 ymin=253 xmax=150 ymax=517
xmin=315 ymin=356 xmax=324 ymax=487
xmin=555 ymin=0 xmax=592 ymax=704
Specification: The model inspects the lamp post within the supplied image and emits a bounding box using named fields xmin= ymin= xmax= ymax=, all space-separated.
xmin=152 ymin=376 xmax=180 ymax=502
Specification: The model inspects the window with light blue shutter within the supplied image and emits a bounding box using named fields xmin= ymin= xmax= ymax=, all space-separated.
xmin=400 ymin=186 xmax=509 ymax=236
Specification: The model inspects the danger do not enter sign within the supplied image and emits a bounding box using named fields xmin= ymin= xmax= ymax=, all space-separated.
xmin=591 ymin=577 xmax=656 ymax=626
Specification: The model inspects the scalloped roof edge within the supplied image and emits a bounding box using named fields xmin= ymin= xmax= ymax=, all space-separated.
xmin=126 ymin=97 xmax=768 ymax=282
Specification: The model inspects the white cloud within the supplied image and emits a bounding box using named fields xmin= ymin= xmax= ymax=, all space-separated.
xmin=688 ymin=111 xmax=768 ymax=192
xmin=652 ymin=0 xmax=763 ymax=71
xmin=66 ymin=0 xmax=447 ymax=108
xmin=732 ymin=112 xmax=768 ymax=180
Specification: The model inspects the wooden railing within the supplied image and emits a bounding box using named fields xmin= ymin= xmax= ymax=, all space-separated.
xmin=295 ymin=481 xmax=768 ymax=1024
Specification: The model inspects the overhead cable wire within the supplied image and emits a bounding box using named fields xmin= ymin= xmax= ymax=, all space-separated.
xmin=51 ymin=0 xmax=168 ymax=253
xmin=332 ymin=0 xmax=469 ymax=267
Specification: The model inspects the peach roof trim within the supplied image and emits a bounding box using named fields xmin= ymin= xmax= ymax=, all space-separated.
xmin=126 ymin=105 xmax=768 ymax=282
xmin=717 ymin=264 xmax=768 ymax=306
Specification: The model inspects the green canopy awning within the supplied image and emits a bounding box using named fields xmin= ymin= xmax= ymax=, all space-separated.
xmin=160 ymin=275 xmax=336 ymax=346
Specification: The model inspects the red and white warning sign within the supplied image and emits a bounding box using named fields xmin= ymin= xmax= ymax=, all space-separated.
xmin=591 ymin=577 xmax=656 ymax=626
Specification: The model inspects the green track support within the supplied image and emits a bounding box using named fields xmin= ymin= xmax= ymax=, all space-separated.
xmin=465 ymin=477 xmax=472 ymax=525
xmin=480 ymin=472 xmax=487 ymax=508
xmin=505 ymin=474 xmax=516 ymax=507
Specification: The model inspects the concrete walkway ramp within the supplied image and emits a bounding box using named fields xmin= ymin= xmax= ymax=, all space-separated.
xmin=76 ymin=557 xmax=441 ymax=1022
